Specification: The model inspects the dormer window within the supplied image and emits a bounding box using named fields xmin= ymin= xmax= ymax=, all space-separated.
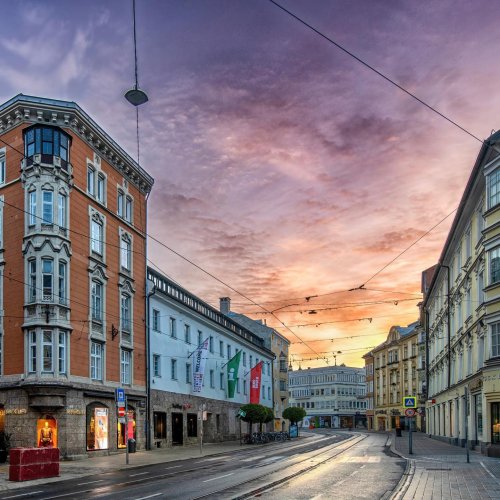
xmin=24 ymin=125 xmax=70 ymax=167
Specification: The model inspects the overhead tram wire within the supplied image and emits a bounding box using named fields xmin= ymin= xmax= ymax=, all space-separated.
xmin=268 ymin=0 xmax=486 ymax=146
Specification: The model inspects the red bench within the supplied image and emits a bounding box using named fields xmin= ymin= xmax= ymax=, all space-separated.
xmin=9 ymin=448 xmax=59 ymax=481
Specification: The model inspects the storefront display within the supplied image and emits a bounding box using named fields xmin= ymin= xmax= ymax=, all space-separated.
xmin=118 ymin=409 xmax=136 ymax=449
xmin=87 ymin=404 xmax=109 ymax=451
xmin=37 ymin=416 xmax=57 ymax=448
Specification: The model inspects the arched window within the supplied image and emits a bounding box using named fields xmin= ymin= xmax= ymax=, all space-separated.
xmin=86 ymin=403 xmax=109 ymax=451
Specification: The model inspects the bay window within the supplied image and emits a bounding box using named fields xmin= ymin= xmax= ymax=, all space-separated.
xmin=42 ymin=190 xmax=53 ymax=224
xmin=42 ymin=258 xmax=53 ymax=301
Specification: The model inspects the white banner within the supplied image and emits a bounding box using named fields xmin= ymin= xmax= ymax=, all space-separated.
xmin=192 ymin=338 xmax=209 ymax=393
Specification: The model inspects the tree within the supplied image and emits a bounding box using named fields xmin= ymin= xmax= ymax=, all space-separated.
xmin=283 ymin=406 xmax=307 ymax=425
xmin=240 ymin=404 xmax=268 ymax=432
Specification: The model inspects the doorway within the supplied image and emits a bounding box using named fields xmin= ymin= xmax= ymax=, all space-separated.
xmin=172 ymin=412 xmax=183 ymax=445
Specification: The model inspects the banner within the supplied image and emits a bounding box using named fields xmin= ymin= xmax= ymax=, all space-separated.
xmin=250 ymin=361 xmax=263 ymax=404
xmin=192 ymin=338 xmax=210 ymax=393
xmin=227 ymin=351 xmax=242 ymax=398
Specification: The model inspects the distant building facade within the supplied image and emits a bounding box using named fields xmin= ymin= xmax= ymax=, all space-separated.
xmin=370 ymin=323 xmax=422 ymax=432
xmin=363 ymin=351 xmax=375 ymax=431
xmin=0 ymin=95 xmax=153 ymax=458
xmin=147 ymin=269 xmax=274 ymax=447
xmin=288 ymin=365 xmax=367 ymax=429
xmin=220 ymin=297 xmax=290 ymax=431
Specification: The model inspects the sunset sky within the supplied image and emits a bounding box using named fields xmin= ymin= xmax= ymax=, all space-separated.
xmin=1 ymin=0 xmax=498 ymax=368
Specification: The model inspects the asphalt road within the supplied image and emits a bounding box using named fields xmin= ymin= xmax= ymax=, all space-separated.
xmin=0 ymin=431 xmax=404 ymax=500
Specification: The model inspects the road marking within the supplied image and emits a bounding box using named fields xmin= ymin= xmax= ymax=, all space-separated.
xmin=165 ymin=464 xmax=182 ymax=470
xmin=3 ymin=493 xmax=44 ymax=499
xmin=129 ymin=471 xmax=150 ymax=477
xmin=134 ymin=494 xmax=163 ymax=500
xmin=77 ymin=479 xmax=105 ymax=485
xmin=480 ymin=461 xmax=500 ymax=484
xmin=202 ymin=472 xmax=234 ymax=482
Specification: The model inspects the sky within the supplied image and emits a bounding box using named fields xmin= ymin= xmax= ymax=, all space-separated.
xmin=0 ymin=0 xmax=498 ymax=368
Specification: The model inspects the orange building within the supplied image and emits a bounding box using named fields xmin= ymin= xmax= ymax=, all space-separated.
xmin=0 ymin=95 xmax=154 ymax=457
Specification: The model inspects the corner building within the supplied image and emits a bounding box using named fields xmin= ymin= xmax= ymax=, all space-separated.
xmin=0 ymin=95 xmax=153 ymax=457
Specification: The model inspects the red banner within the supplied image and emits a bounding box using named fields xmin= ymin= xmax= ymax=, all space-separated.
xmin=250 ymin=361 xmax=263 ymax=404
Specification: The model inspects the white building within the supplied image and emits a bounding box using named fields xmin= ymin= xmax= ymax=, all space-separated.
xmin=147 ymin=268 xmax=274 ymax=447
xmin=288 ymin=365 xmax=367 ymax=429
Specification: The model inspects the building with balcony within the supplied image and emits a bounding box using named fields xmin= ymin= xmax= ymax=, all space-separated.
xmin=370 ymin=322 xmax=422 ymax=432
xmin=288 ymin=365 xmax=367 ymax=429
xmin=147 ymin=269 xmax=274 ymax=446
xmin=219 ymin=297 xmax=290 ymax=431
xmin=0 ymin=94 xmax=153 ymax=457
xmin=424 ymin=132 xmax=500 ymax=456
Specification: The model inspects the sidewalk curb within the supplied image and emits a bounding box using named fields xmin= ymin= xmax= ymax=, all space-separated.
xmin=387 ymin=433 xmax=413 ymax=500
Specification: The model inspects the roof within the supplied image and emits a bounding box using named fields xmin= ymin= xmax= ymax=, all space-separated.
xmin=0 ymin=94 xmax=154 ymax=193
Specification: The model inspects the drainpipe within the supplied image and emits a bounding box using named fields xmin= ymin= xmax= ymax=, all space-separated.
xmin=440 ymin=264 xmax=452 ymax=389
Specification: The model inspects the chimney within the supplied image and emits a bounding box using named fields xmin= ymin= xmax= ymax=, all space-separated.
xmin=220 ymin=297 xmax=231 ymax=315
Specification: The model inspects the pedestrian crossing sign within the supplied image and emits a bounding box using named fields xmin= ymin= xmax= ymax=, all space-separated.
xmin=403 ymin=396 xmax=417 ymax=408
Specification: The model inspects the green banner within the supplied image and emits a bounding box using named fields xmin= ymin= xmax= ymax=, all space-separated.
xmin=227 ymin=351 xmax=242 ymax=399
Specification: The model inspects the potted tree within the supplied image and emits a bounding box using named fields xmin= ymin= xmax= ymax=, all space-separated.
xmin=0 ymin=431 xmax=11 ymax=463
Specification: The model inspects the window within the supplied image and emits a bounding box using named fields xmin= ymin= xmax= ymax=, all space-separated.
xmin=489 ymin=169 xmax=500 ymax=208
xmin=87 ymin=167 xmax=95 ymax=196
xmin=24 ymin=126 xmax=70 ymax=163
xmin=97 ymin=174 xmax=105 ymax=203
xmin=117 ymin=190 xmax=133 ymax=223
xmin=219 ymin=340 xmax=224 ymax=356
xmin=58 ymin=261 xmax=67 ymax=305
xmin=171 ymin=358 xmax=177 ymax=380
xmin=29 ymin=191 xmax=37 ymax=225
xmin=209 ymin=336 xmax=214 ymax=353
xmin=121 ymin=349 xmax=131 ymax=384
xmin=186 ymin=363 xmax=192 ymax=383
xmin=58 ymin=193 xmax=66 ymax=229
xmin=42 ymin=190 xmax=53 ymax=224
xmin=227 ymin=345 xmax=231 ymax=359
xmin=492 ymin=322 xmax=500 ymax=358
xmin=198 ymin=330 xmax=203 ymax=347
xmin=91 ymin=219 xmax=103 ymax=255
xmin=490 ymin=248 xmax=500 ymax=285
xmin=121 ymin=294 xmax=131 ymax=333
xmin=29 ymin=259 xmax=37 ymax=302
xmin=42 ymin=258 xmax=53 ymax=301
xmin=169 ymin=317 xmax=176 ymax=338
xmin=210 ymin=369 xmax=214 ymax=388
xmin=153 ymin=354 xmax=161 ymax=377
xmin=90 ymin=342 xmax=103 ymax=380
xmin=58 ymin=332 xmax=67 ymax=374
xmin=250 ymin=355 xmax=253 ymax=367
xmin=268 ymin=387 xmax=271 ymax=400
xmin=91 ymin=281 xmax=103 ymax=322
xmin=243 ymin=352 xmax=246 ymax=366
xmin=220 ymin=372 xmax=224 ymax=390
xmin=152 ymin=309 xmax=160 ymax=332
xmin=120 ymin=235 xmax=131 ymax=270
xmin=29 ymin=331 xmax=37 ymax=372
xmin=0 ymin=149 xmax=5 ymax=185
xmin=243 ymin=379 xmax=247 ymax=395
xmin=42 ymin=330 xmax=53 ymax=372
xmin=184 ymin=324 xmax=190 ymax=343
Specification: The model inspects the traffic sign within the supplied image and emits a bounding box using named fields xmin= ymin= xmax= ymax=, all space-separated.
xmin=117 ymin=407 xmax=126 ymax=417
xmin=116 ymin=388 xmax=126 ymax=404
xmin=405 ymin=408 xmax=416 ymax=417
xmin=403 ymin=396 xmax=416 ymax=408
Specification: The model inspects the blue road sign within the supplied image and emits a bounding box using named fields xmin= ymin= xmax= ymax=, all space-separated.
xmin=116 ymin=388 xmax=125 ymax=404
xmin=403 ymin=396 xmax=416 ymax=408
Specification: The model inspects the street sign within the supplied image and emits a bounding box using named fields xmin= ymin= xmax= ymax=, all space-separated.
xmin=116 ymin=388 xmax=126 ymax=404
xmin=405 ymin=408 xmax=416 ymax=417
xmin=117 ymin=407 xmax=126 ymax=418
xmin=237 ymin=409 xmax=246 ymax=418
xmin=118 ymin=417 xmax=126 ymax=424
xmin=403 ymin=396 xmax=417 ymax=408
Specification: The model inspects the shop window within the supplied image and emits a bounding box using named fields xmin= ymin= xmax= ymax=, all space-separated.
xmin=0 ymin=407 xmax=4 ymax=433
xmin=118 ymin=408 xmax=136 ymax=449
xmin=187 ymin=413 xmax=197 ymax=437
xmin=493 ymin=402 xmax=500 ymax=445
xmin=86 ymin=403 xmax=109 ymax=451
xmin=37 ymin=415 xmax=57 ymax=448
xmin=154 ymin=412 xmax=167 ymax=439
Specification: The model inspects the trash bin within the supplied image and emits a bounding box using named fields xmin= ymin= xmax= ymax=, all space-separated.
xmin=395 ymin=428 xmax=402 ymax=437
xmin=128 ymin=438 xmax=136 ymax=453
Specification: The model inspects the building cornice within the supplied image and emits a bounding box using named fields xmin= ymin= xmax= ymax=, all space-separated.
xmin=0 ymin=94 xmax=154 ymax=194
